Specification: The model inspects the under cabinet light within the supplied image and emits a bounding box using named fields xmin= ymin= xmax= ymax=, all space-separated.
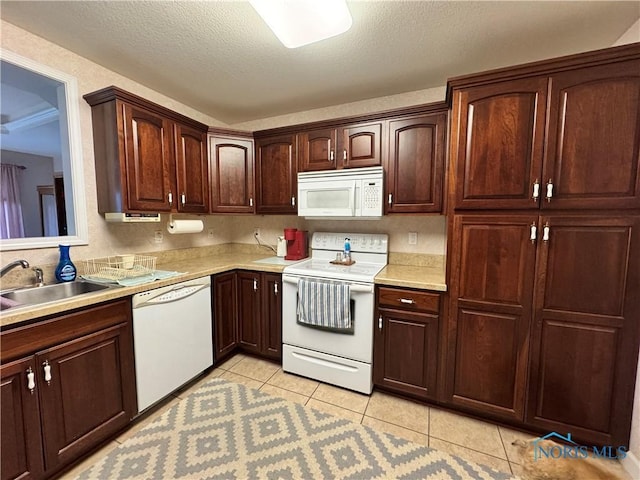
xmin=249 ymin=0 xmax=353 ymax=49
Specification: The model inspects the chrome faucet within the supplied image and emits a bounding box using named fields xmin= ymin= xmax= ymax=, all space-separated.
xmin=33 ymin=267 xmax=44 ymax=287
xmin=0 ymin=260 xmax=30 ymax=277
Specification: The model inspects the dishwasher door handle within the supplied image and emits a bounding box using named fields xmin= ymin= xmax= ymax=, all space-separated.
xmin=133 ymin=283 xmax=209 ymax=308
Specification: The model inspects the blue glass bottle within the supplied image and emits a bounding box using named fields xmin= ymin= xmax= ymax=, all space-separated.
xmin=55 ymin=244 xmax=77 ymax=282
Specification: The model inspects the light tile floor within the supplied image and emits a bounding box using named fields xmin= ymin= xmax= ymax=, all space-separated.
xmin=60 ymin=353 xmax=631 ymax=479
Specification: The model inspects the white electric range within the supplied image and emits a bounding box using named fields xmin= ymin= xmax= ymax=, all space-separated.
xmin=282 ymin=232 xmax=388 ymax=394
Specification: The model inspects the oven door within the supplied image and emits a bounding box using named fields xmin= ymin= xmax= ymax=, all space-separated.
xmin=281 ymin=274 xmax=374 ymax=363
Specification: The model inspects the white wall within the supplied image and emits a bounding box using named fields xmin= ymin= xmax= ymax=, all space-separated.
xmin=612 ymin=22 xmax=640 ymax=477
xmin=613 ymin=19 xmax=640 ymax=46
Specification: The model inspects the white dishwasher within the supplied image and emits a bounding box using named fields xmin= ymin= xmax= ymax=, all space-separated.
xmin=132 ymin=276 xmax=213 ymax=413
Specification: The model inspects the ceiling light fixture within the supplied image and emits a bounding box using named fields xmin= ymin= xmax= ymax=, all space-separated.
xmin=249 ymin=0 xmax=353 ymax=49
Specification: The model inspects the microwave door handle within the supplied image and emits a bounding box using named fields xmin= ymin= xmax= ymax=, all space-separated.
xmin=352 ymin=180 xmax=357 ymax=215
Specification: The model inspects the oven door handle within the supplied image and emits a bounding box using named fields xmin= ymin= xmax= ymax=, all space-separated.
xmin=282 ymin=276 xmax=372 ymax=293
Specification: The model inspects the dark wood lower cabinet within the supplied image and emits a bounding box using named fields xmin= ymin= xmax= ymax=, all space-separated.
xmin=1 ymin=358 xmax=44 ymax=480
xmin=374 ymin=287 xmax=440 ymax=400
xmin=213 ymin=271 xmax=282 ymax=362
xmin=526 ymin=216 xmax=640 ymax=447
xmin=0 ymin=299 xmax=136 ymax=480
xmin=213 ymin=272 xmax=239 ymax=362
xmin=444 ymin=214 xmax=640 ymax=447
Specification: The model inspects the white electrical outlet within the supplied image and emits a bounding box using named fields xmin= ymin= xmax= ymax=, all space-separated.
xmin=208 ymin=229 xmax=215 ymax=239
xmin=408 ymin=232 xmax=418 ymax=245
xmin=254 ymin=227 xmax=261 ymax=238
xmin=154 ymin=230 xmax=163 ymax=243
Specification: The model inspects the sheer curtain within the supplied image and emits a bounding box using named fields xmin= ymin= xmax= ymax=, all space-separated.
xmin=0 ymin=164 xmax=25 ymax=239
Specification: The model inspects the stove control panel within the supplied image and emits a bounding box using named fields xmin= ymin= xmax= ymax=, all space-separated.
xmin=311 ymin=232 xmax=389 ymax=253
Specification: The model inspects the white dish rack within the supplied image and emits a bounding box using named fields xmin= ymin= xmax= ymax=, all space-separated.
xmin=80 ymin=255 xmax=157 ymax=282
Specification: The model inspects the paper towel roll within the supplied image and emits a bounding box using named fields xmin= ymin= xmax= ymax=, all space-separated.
xmin=166 ymin=219 xmax=204 ymax=234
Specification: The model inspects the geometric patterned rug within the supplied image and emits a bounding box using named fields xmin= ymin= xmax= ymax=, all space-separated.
xmin=74 ymin=378 xmax=517 ymax=480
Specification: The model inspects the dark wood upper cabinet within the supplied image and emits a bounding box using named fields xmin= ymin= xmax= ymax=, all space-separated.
xmin=298 ymin=128 xmax=337 ymax=172
xmin=297 ymin=122 xmax=382 ymax=171
xmin=209 ymin=135 xmax=255 ymax=214
xmin=121 ymin=103 xmax=175 ymax=212
xmin=449 ymin=52 xmax=640 ymax=211
xmin=339 ymin=121 xmax=384 ymax=169
xmin=174 ymin=123 xmax=209 ymax=213
xmin=84 ymin=86 xmax=209 ymax=214
xmin=542 ymin=61 xmax=640 ymax=209
xmin=527 ymin=216 xmax=640 ymax=447
xmin=451 ymin=77 xmax=548 ymax=210
xmin=445 ymin=215 xmax=538 ymax=421
xmin=255 ymin=134 xmax=298 ymax=214
xmin=386 ymin=113 xmax=447 ymax=213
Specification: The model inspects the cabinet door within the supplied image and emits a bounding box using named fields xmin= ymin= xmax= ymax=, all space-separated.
xmin=175 ymin=123 xmax=209 ymax=213
xmin=1 ymin=357 xmax=44 ymax=480
xmin=213 ymin=272 xmax=238 ymax=362
xmin=237 ymin=272 xmax=262 ymax=354
xmin=37 ymin=323 xmax=134 ymax=471
xmin=255 ymin=134 xmax=298 ymax=213
xmin=261 ymin=273 xmax=282 ymax=360
xmin=374 ymin=308 xmax=438 ymax=400
xmin=527 ymin=216 xmax=640 ymax=447
xmin=387 ymin=113 xmax=446 ymax=213
xmin=543 ymin=60 xmax=640 ymax=209
xmin=209 ymin=136 xmax=255 ymax=213
xmin=298 ymin=128 xmax=337 ymax=172
xmin=122 ymin=103 xmax=174 ymax=212
xmin=339 ymin=122 xmax=383 ymax=168
xmin=446 ymin=215 xmax=537 ymax=421
xmin=452 ymin=78 xmax=548 ymax=209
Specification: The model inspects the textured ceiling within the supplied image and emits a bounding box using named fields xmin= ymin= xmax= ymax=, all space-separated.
xmin=1 ymin=1 xmax=638 ymax=124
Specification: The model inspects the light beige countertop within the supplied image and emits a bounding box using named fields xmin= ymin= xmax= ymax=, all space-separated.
xmin=0 ymin=253 xmax=290 ymax=329
xmin=1 ymin=247 xmax=447 ymax=329
xmin=375 ymin=264 xmax=447 ymax=292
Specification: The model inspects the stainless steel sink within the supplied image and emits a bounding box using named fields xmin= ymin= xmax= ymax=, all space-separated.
xmin=1 ymin=281 xmax=113 ymax=310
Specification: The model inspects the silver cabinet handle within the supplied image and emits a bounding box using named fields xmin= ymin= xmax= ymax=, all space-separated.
xmin=388 ymin=193 xmax=393 ymax=206
xmin=532 ymin=180 xmax=540 ymax=200
xmin=399 ymin=298 xmax=415 ymax=304
xmin=274 ymin=282 xmax=278 ymax=295
xmin=168 ymin=191 xmax=173 ymax=206
xmin=181 ymin=193 xmax=186 ymax=205
xmin=253 ymin=279 xmax=258 ymax=291
xmin=26 ymin=367 xmax=35 ymax=394
xmin=343 ymin=150 xmax=347 ymax=161
xmin=249 ymin=197 xmax=254 ymax=207
xmin=291 ymin=196 xmax=296 ymax=207
xmin=329 ymin=150 xmax=334 ymax=162
xmin=546 ymin=180 xmax=553 ymax=202
xmin=378 ymin=315 xmax=382 ymax=330
xmin=43 ymin=360 xmax=52 ymax=385
xmin=543 ymin=223 xmax=550 ymax=242
xmin=530 ymin=223 xmax=537 ymax=243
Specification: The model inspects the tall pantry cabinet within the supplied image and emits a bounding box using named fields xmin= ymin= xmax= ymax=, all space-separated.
xmin=445 ymin=43 xmax=640 ymax=447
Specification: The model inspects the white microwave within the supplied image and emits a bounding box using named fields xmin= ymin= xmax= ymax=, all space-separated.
xmin=297 ymin=166 xmax=384 ymax=218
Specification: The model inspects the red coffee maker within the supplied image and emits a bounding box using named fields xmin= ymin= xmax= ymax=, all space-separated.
xmin=284 ymin=228 xmax=308 ymax=260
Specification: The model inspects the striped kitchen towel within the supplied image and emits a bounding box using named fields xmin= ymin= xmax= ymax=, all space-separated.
xmin=297 ymin=278 xmax=352 ymax=332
